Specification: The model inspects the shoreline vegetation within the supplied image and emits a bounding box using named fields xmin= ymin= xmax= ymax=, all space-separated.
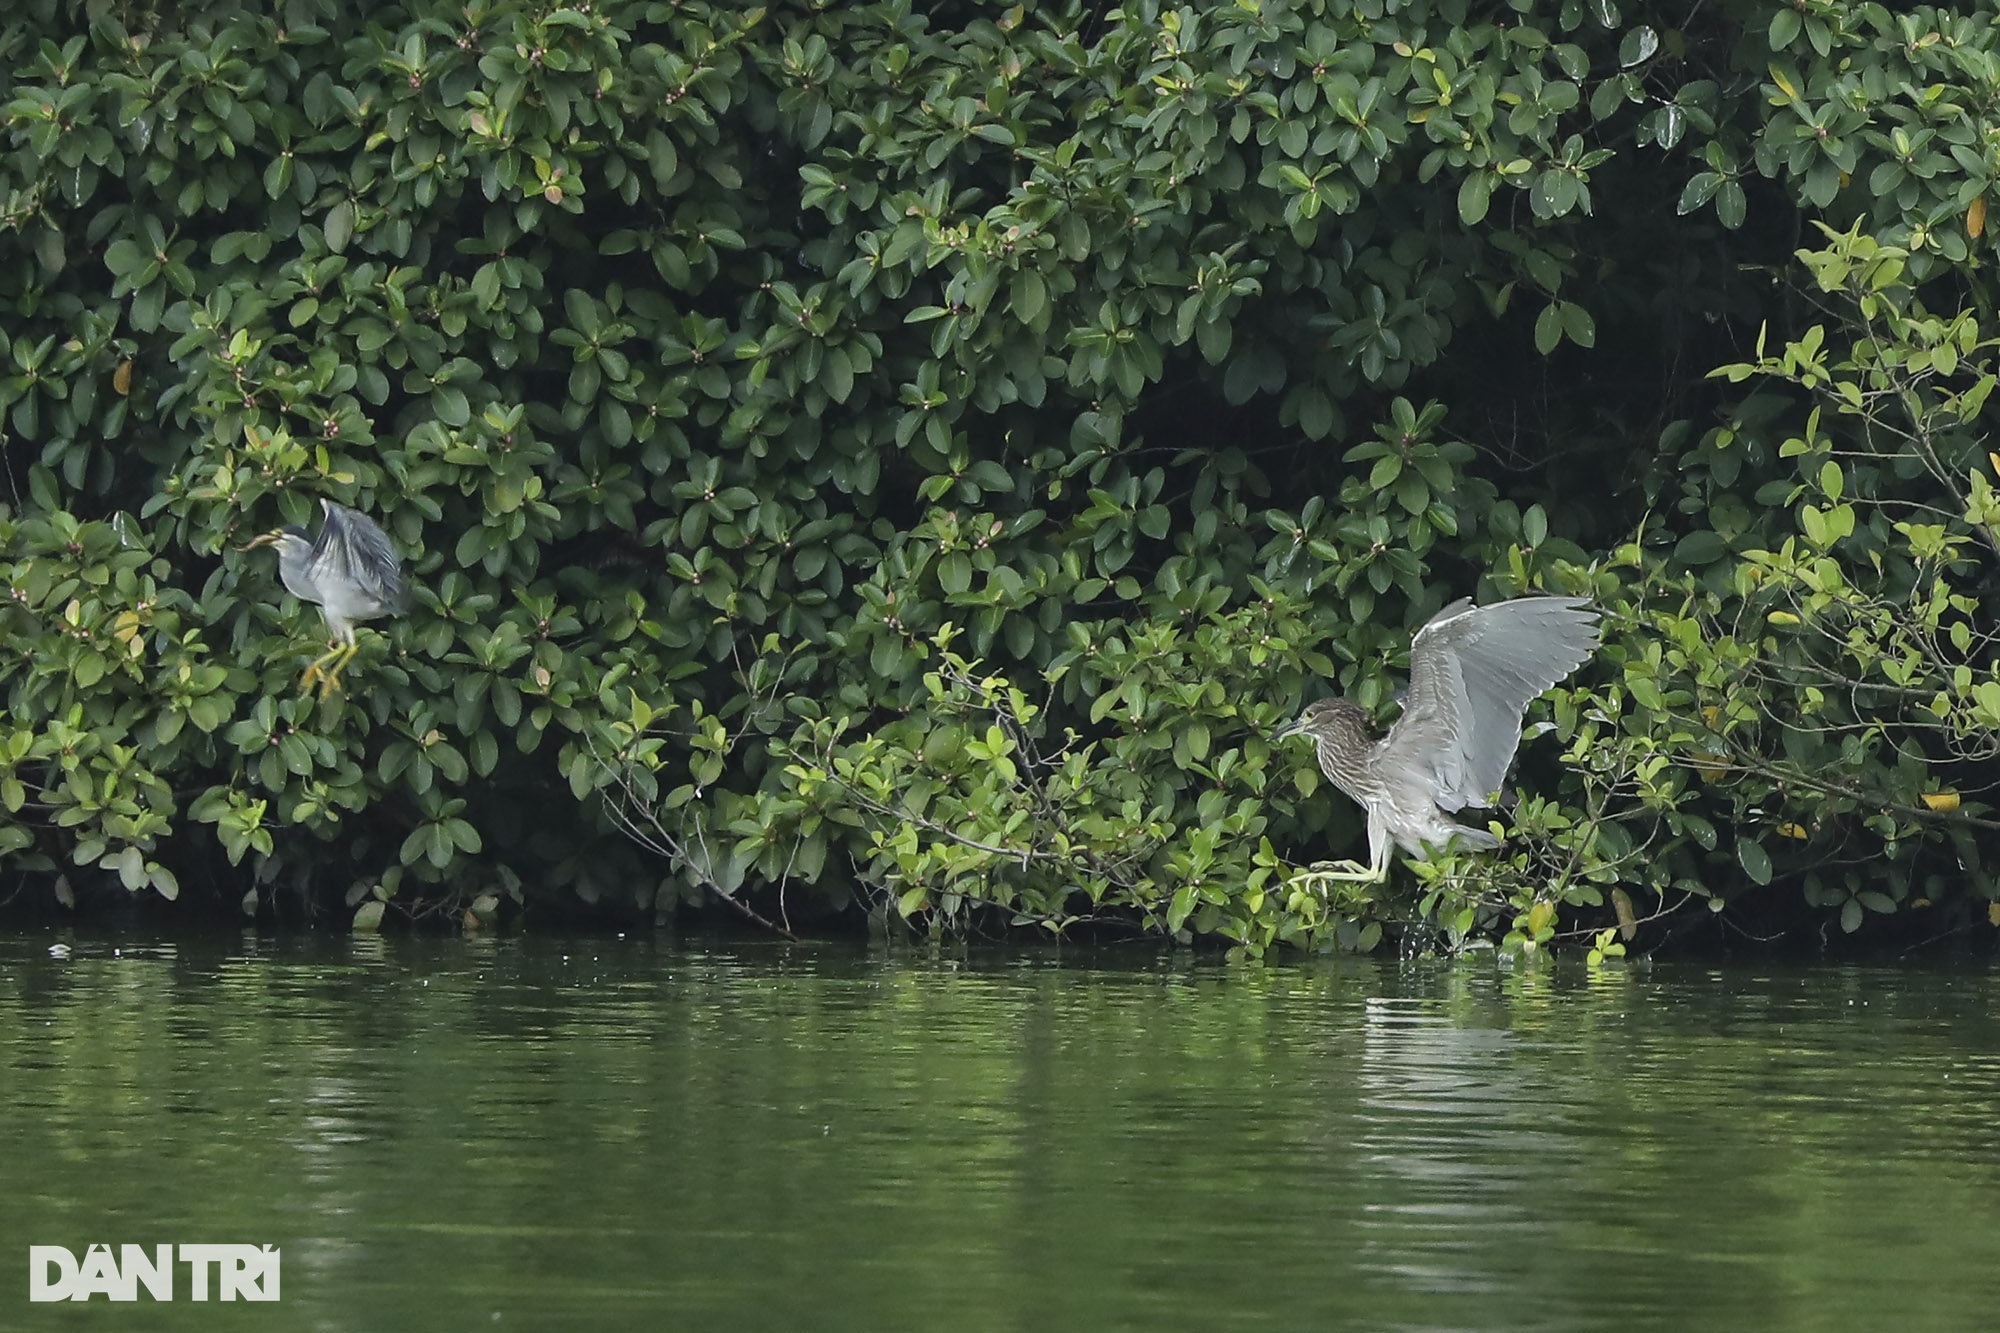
xmin=4 ymin=1 xmax=1999 ymax=956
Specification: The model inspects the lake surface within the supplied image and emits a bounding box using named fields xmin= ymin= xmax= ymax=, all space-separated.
xmin=3 ymin=934 xmax=1998 ymax=1330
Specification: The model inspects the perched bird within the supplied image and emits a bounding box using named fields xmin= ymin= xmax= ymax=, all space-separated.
xmin=1269 ymin=595 xmax=1600 ymax=882
xmin=239 ymin=498 xmax=410 ymax=699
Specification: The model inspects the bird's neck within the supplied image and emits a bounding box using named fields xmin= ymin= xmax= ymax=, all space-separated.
xmin=1313 ymin=706 xmax=1381 ymax=799
xmin=1326 ymin=705 xmax=1378 ymax=743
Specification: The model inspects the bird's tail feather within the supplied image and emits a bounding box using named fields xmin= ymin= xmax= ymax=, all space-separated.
xmin=1446 ymin=822 xmax=1502 ymax=851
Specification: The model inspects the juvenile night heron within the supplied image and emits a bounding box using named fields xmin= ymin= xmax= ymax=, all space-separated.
xmin=1270 ymin=595 xmax=1600 ymax=882
xmin=240 ymin=498 xmax=409 ymax=699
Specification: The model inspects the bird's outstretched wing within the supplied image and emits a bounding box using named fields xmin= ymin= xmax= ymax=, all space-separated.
xmin=310 ymin=499 xmax=409 ymax=613
xmin=1380 ymin=596 xmax=1599 ymax=811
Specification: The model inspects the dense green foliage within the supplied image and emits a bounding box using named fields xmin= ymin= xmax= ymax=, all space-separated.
xmin=4 ymin=0 xmax=1999 ymax=952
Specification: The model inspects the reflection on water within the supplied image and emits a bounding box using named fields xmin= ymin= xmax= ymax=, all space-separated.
xmin=1354 ymin=1002 xmax=1546 ymax=1302
xmin=3 ymin=936 xmax=1999 ymax=1331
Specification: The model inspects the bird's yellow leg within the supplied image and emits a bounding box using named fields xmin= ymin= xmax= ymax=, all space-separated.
xmin=1329 ymin=821 xmax=1395 ymax=884
xmin=299 ymin=644 xmax=344 ymax=695
xmin=314 ymin=641 xmax=360 ymax=700
xmin=1293 ymin=858 xmax=1387 ymax=885
xmin=1285 ymin=864 xmax=1374 ymax=911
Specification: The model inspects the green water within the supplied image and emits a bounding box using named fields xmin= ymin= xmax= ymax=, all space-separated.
xmin=3 ymin=935 xmax=1998 ymax=1331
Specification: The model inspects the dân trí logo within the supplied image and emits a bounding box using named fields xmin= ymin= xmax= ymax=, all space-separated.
xmin=29 ymin=1244 xmax=280 ymax=1302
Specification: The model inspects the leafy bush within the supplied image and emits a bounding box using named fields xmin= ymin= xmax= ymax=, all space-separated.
xmin=3 ymin=0 xmax=1997 ymax=951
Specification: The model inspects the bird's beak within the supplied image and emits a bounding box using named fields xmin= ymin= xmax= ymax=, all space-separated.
xmin=236 ymin=529 xmax=284 ymax=552
xmin=1268 ymin=715 xmax=1306 ymax=744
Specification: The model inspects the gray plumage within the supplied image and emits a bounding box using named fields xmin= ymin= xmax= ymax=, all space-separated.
xmin=1270 ymin=595 xmax=1600 ymax=881
xmin=243 ymin=498 xmax=408 ymax=697
xmin=265 ymin=499 xmax=408 ymax=643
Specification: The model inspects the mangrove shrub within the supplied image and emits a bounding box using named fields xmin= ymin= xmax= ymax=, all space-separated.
xmin=3 ymin=0 xmax=1999 ymax=951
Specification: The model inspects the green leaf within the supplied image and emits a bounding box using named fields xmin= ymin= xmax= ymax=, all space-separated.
xmin=1533 ymin=303 xmax=1562 ymax=355
xmin=1560 ymin=301 xmax=1595 ymax=348
xmin=103 ymin=238 xmax=147 ymax=278
xmin=1011 ymin=270 xmax=1047 ymax=324
xmin=938 ymin=552 xmax=971 ymax=595
xmin=1737 ymin=837 xmax=1772 ymax=886
xmin=1673 ymin=529 xmax=1726 ymax=566
xmin=433 ymin=386 xmax=471 ymax=427
xmin=1715 ymin=180 xmax=1747 ymax=229
xmin=471 ymin=263 xmax=502 ymax=306
xmin=1677 ymin=172 xmax=1721 ymax=215
xmin=1297 ymin=387 xmax=1335 ymax=439
xmin=822 ymin=349 xmax=854 ymax=404
xmin=1618 ymin=25 xmax=1659 ymax=67
xmin=1457 ymin=172 xmax=1493 ymax=226
xmin=325 ymin=199 xmax=355 ymax=251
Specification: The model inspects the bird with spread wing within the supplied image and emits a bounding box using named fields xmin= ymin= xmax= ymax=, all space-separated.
xmin=239 ymin=499 xmax=410 ymax=700
xmin=1269 ymin=595 xmax=1600 ymax=882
